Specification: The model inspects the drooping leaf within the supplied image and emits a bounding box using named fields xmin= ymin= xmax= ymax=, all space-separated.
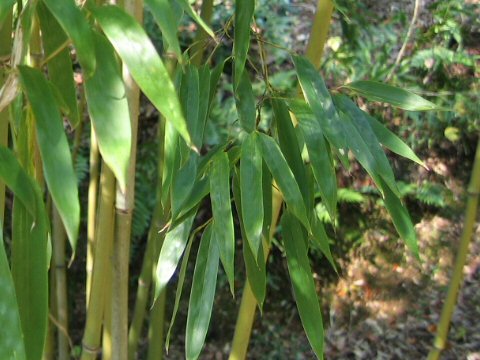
xmin=19 ymin=65 xmax=80 ymax=251
xmin=154 ymin=211 xmax=196 ymax=301
xmin=272 ymin=98 xmax=310 ymax=208
xmin=210 ymin=152 xmax=235 ymax=294
xmin=232 ymin=169 xmax=266 ymax=309
xmin=262 ymin=160 xmax=273 ymax=239
xmin=197 ymin=65 xmax=211 ymax=145
xmin=311 ymin=215 xmax=337 ymax=272
xmin=161 ymin=121 xmax=179 ymax=207
xmin=240 ymin=132 xmax=263 ymax=259
xmin=185 ymin=224 xmax=219 ymax=360
xmin=42 ymin=0 xmax=95 ymax=76
xmin=176 ymin=0 xmax=215 ymax=39
xmin=165 ymin=233 xmax=193 ymax=351
xmin=366 ymin=113 xmax=426 ymax=168
xmin=234 ymin=0 xmax=255 ymax=88
xmin=379 ymin=178 xmax=419 ymax=259
xmin=292 ymin=55 xmax=346 ymax=151
xmin=281 ymin=212 xmax=324 ymax=359
xmin=145 ymin=0 xmax=182 ymax=60
xmin=335 ymin=95 xmax=400 ymax=197
xmin=257 ymin=133 xmax=310 ymax=231
xmin=289 ymin=99 xmax=337 ymax=221
xmin=342 ymin=80 xmax=438 ymax=111
xmin=37 ymin=2 xmax=80 ymax=127
xmin=93 ymin=5 xmax=192 ymax=148
xmin=171 ymin=151 xmax=199 ymax=218
xmin=84 ymin=31 xmax=131 ymax=192
xmin=0 ymin=213 xmax=27 ymax=360
xmin=234 ymin=70 xmax=256 ymax=133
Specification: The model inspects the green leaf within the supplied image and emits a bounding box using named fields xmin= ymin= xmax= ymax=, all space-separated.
xmin=177 ymin=0 xmax=215 ymax=39
xmin=292 ymin=55 xmax=346 ymax=151
xmin=311 ymin=216 xmax=337 ymax=272
xmin=365 ymin=113 xmax=426 ymax=168
xmin=19 ymin=65 xmax=80 ymax=251
xmin=281 ymin=212 xmax=324 ymax=359
xmin=37 ymin=2 xmax=80 ymax=127
xmin=185 ymin=224 xmax=219 ymax=360
xmin=240 ymin=132 xmax=263 ymax=259
xmin=257 ymin=133 xmax=310 ymax=231
xmin=273 ymin=99 xmax=310 ymax=209
xmin=93 ymin=5 xmax=192 ymax=148
xmin=42 ymin=0 xmax=95 ymax=76
xmin=145 ymin=0 xmax=182 ymax=60
xmin=262 ymin=160 xmax=272 ymax=239
xmin=379 ymin=178 xmax=419 ymax=259
xmin=0 ymin=0 xmax=14 ymax=28
xmin=234 ymin=71 xmax=256 ymax=133
xmin=165 ymin=234 xmax=194 ymax=351
xmin=342 ymin=81 xmax=438 ymax=111
xmin=0 ymin=222 xmax=27 ymax=360
xmin=84 ymin=32 xmax=131 ymax=192
xmin=161 ymin=121 xmax=179 ymax=207
xmin=234 ymin=0 xmax=255 ymax=88
xmin=171 ymin=151 xmax=198 ymax=218
xmin=210 ymin=152 xmax=235 ymax=294
xmin=335 ymin=95 xmax=399 ymax=197
xmin=154 ymin=211 xmax=196 ymax=301
xmin=289 ymin=99 xmax=337 ymax=221
xmin=232 ymin=169 xmax=266 ymax=309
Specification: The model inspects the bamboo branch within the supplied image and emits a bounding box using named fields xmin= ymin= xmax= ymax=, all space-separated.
xmin=427 ymin=141 xmax=480 ymax=360
xmin=229 ymin=1 xmax=334 ymax=358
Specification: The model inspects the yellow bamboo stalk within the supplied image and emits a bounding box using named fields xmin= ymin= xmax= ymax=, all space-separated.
xmin=427 ymin=141 xmax=480 ymax=360
xmin=81 ymin=163 xmax=116 ymax=360
xmin=229 ymin=1 xmax=334 ymax=358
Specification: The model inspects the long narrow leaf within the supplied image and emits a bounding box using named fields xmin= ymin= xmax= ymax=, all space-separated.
xmin=177 ymin=0 xmax=215 ymax=39
xmin=281 ymin=212 xmax=324 ymax=359
xmin=342 ymin=80 xmax=438 ymax=111
xmin=234 ymin=0 xmax=254 ymax=87
xmin=210 ymin=152 xmax=235 ymax=294
xmin=185 ymin=224 xmax=219 ymax=360
xmin=234 ymin=71 xmax=256 ymax=133
xmin=42 ymin=0 xmax=95 ymax=75
xmin=240 ymin=132 xmax=263 ymax=259
xmin=258 ymin=133 xmax=310 ymax=231
xmin=154 ymin=211 xmax=196 ymax=301
xmin=84 ymin=32 xmax=132 ymax=192
xmin=93 ymin=5 xmax=192 ymax=148
xmin=19 ymin=66 xmax=80 ymax=251
xmin=0 ymin=220 xmax=26 ymax=360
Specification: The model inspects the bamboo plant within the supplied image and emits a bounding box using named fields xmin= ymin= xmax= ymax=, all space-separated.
xmin=0 ymin=1 xmax=442 ymax=360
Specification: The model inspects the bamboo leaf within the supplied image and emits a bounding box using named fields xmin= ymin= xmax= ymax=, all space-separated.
xmin=289 ymin=99 xmax=337 ymax=221
xmin=0 ymin=0 xmax=14 ymax=28
xmin=145 ymin=0 xmax=182 ymax=60
xmin=232 ymin=169 xmax=266 ymax=309
xmin=42 ymin=0 xmax=95 ymax=76
xmin=177 ymin=0 xmax=215 ymax=39
xmin=0 ymin=222 xmax=27 ymax=360
xmin=210 ymin=152 xmax=235 ymax=294
xmin=171 ymin=151 xmax=198 ymax=218
xmin=19 ymin=65 xmax=80 ymax=251
xmin=240 ymin=132 xmax=263 ymax=259
xmin=335 ymin=95 xmax=400 ymax=197
xmin=262 ymin=160 xmax=272 ymax=239
xmin=292 ymin=55 xmax=346 ymax=151
xmin=281 ymin=212 xmax=324 ymax=359
xmin=342 ymin=81 xmax=438 ymax=111
xmin=93 ymin=5 xmax=193 ymax=148
xmin=84 ymin=31 xmax=131 ymax=192
xmin=234 ymin=71 xmax=256 ymax=133
xmin=234 ymin=0 xmax=255 ymax=88
xmin=154 ymin=211 xmax=196 ymax=301
xmin=257 ymin=133 xmax=310 ymax=231
xmin=161 ymin=121 xmax=179 ymax=207
xmin=379 ymin=178 xmax=419 ymax=259
xmin=165 ymin=235 xmax=194 ymax=351
xmin=37 ymin=2 xmax=80 ymax=127
xmin=197 ymin=65 xmax=211 ymax=145
xmin=273 ymin=99 xmax=310 ymax=208
xmin=185 ymin=224 xmax=219 ymax=360
xmin=311 ymin=215 xmax=337 ymax=272
xmin=366 ymin=112 xmax=426 ymax=168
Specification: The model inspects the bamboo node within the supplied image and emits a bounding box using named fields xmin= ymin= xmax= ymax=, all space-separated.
xmin=81 ymin=341 xmax=101 ymax=355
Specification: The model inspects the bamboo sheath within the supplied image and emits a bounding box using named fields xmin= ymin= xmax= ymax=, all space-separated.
xmin=229 ymin=1 xmax=334 ymax=359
